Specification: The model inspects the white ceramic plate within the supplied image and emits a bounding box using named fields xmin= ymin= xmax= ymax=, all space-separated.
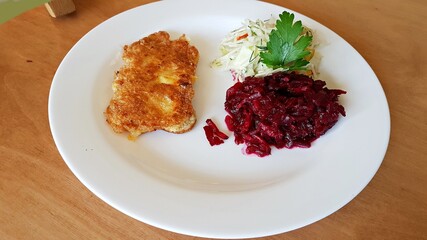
xmin=48 ymin=0 xmax=390 ymax=238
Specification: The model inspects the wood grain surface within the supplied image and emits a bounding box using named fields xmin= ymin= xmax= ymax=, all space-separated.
xmin=1 ymin=0 xmax=426 ymax=239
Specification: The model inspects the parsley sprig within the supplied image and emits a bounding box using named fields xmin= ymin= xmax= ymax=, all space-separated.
xmin=260 ymin=11 xmax=313 ymax=71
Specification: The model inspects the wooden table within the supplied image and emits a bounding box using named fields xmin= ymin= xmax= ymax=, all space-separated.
xmin=1 ymin=0 xmax=426 ymax=239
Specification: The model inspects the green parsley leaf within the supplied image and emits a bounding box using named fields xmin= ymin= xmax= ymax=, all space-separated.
xmin=260 ymin=11 xmax=313 ymax=70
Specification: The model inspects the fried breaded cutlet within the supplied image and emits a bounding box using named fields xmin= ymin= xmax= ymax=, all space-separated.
xmin=105 ymin=31 xmax=199 ymax=140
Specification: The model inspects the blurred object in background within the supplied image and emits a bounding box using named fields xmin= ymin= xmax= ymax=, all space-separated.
xmin=45 ymin=0 xmax=75 ymax=18
xmin=0 ymin=0 xmax=75 ymax=24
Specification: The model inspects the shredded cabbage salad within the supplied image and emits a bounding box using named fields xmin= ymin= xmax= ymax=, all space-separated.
xmin=211 ymin=16 xmax=318 ymax=82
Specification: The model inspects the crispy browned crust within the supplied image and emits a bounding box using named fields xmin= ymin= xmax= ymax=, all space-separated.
xmin=105 ymin=31 xmax=199 ymax=140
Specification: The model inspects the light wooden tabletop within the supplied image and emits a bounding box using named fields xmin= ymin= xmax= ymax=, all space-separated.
xmin=1 ymin=0 xmax=426 ymax=239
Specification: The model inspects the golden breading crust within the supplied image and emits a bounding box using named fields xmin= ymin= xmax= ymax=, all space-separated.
xmin=105 ymin=31 xmax=199 ymax=140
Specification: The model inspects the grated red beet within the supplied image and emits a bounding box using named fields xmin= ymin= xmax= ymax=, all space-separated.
xmin=203 ymin=119 xmax=229 ymax=146
xmin=224 ymin=72 xmax=346 ymax=157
